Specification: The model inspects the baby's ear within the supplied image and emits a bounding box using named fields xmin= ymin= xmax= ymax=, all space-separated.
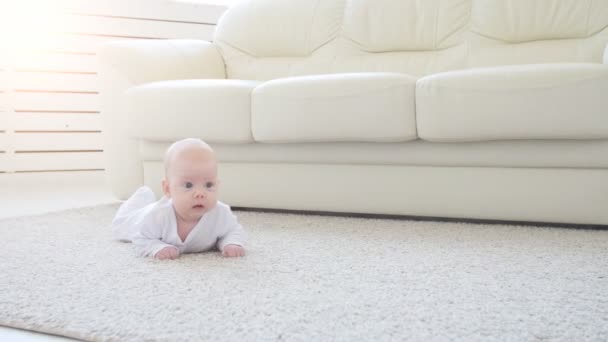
xmin=161 ymin=178 xmax=171 ymax=197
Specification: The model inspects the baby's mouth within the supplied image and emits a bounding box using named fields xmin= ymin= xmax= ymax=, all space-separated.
xmin=192 ymin=204 xmax=205 ymax=209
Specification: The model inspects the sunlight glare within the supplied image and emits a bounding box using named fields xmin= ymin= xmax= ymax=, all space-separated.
xmin=0 ymin=0 xmax=62 ymax=57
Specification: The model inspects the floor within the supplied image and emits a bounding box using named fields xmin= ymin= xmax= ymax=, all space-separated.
xmin=0 ymin=171 xmax=117 ymax=220
xmin=0 ymin=171 xmax=118 ymax=341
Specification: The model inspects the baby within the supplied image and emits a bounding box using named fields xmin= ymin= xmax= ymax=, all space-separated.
xmin=111 ymin=138 xmax=246 ymax=259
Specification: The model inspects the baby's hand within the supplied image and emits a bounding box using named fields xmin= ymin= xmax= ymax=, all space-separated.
xmin=155 ymin=246 xmax=179 ymax=260
xmin=222 ymin=244 xmax=246 ymax=257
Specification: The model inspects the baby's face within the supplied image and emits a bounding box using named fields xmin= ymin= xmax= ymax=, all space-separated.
xmin=163 ymin=148 xmax=219 ymax=223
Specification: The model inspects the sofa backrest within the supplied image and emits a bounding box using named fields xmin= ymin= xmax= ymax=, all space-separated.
xmin=214 ymin=0 xmax=608 ymax=80
xmin=469 ymin=0 xmax=608 ymax=67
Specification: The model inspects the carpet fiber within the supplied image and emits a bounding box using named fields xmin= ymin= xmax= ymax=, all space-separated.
xmin=1 ymin=204 xmax=607 ymax=341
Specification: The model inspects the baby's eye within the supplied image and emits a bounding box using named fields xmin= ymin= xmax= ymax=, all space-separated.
xmin=205 ymin=181 xmax=216 ymax=190
xmin=184 ymin=182 xmax=193 ymax=189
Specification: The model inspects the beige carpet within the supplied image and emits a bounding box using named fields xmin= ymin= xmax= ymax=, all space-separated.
xmin=1 ymin=204 xmax=607 ymax=341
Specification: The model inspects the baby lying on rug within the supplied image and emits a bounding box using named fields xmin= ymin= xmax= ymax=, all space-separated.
xmin=111 ymin=138 xmax=246 ymax=259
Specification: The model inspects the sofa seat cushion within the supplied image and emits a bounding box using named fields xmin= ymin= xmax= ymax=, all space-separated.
xmin=416 ymin=64 xmax=608 ymax=142
xmin=251 ymin=73 xmax=417 ymax=142
xmin=126 ymin=79 xmax=260 ymax=142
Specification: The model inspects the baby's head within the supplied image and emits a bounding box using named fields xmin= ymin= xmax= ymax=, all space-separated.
xmin=162 ymin=138 xmax=218 ymax=222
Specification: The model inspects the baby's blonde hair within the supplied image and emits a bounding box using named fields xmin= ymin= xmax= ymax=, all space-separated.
xmin=163 ymin=138 xmax=214 ymax=176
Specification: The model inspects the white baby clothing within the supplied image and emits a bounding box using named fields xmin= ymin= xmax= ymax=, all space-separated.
xmin=112 ymin=186 xmax=246 ymax=257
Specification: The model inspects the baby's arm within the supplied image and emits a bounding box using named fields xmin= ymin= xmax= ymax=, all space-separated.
xmin=132 ymin=229 xmax=178 ymax=258
xmin=222 ymin=244 xmax=245 ymax=257
xmin=131 ymin=216 xmax=179 ymax=259
xmin=217 ymin=210 xmax=247 ymax=257
xmin=154 ymin=246 xmax=179 ymax=260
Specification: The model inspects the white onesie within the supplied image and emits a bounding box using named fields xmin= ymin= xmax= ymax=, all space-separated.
xmin=111 ymin=186 xmax=246 ymax=257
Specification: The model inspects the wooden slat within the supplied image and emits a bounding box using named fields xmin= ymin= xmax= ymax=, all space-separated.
xmin=55 ymin=13 xmax=215 ymax=40
xmin=13 ymin=72 xmax=99 ymax=92
xmin=59 ymin=0 xmax=227 ymax=24
xmin=0 ymin=133 xmax=7 ymax=150
xmin=13 ymin=92 xmax=99 ymax=112
xmin=0 ymin=151 xmax=6 ymax=172
xmin=13 ymin=132 xmax=102 ymax=151
xmin=0 ymin=93 xmax=7 ymax=111
xmin=0 ymin=111 xmax=8 ymax=131
xmin=11 ymin=52 xmax=97 ymax=73
xmin=13 ymin=151 xmax=104 ymax=171
xmin=13 ymin=34 xmax=151 ymax=54
xmin=0 ymin=53 xmax=11 ymax=72
xmin=0 ymin=169 xmax=106 ymax=182
xmin=13 ymin=112 xmax=100 ymax=131
xmin=0 ymin=71 xmax=7 ymax=90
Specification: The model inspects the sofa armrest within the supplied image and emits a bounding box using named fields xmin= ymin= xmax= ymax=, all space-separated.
xmin=99 ymin=40 xmax=226 ymax=199
xmin=99 ymin=39 xmax=226 ymax=84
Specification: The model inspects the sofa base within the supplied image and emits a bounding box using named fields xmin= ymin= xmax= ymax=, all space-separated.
xmin=142 ymin=162 xmax=608 ymax=225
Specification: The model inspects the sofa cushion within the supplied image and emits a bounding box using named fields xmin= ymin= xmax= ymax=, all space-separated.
xmin=471 ymin=0 xmax=608 ymax=43
xmin=215 ymin=0 xmax=345 ymax=57
xmin=416 ymin=63 xmax=608 ymax=142
xmin=251 ymin=73 xmax=417 ymax=143
xmin=342 ymin=0 xmax=470 ymax=51
xmin=126 ymin=79 xmax=260 ymax=143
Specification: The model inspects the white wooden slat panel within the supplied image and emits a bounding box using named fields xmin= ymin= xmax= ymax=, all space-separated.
xmin=0 ymin=111 xmax=8 ymax=131
xmin=1 ymin=1 xmax=224 ymax=174
xmin=13 ymin=93 xmax=99 ymax=112
xmin=56 ymin=13 xmax=215 ymax=40
xmin=13 ymin=112 xmax=100 ymax=131
xmin=0 ymin=131 xmax=9 ymax=173
xmin=0 ymin=152 xmax=6 ymax=172
xmin=13 ymin=151 xmax=104 ymax=171
xmin=0 ymin=169 xmax=107 ymax=183
xmin=13 ymin=72 xmax=99 ymax=92
xmin=0 ymin=92 xmax=7 ymax=111
xmin=0 ymin=71 xmax=7 ymax=90
xmin=14 ymin=34 xmax=150 ymax=54
xmin=59 ymin=0 xmax=227 ymax=24
xmin=12 ymin=53 xmax=97 ymax=73
xmin=13 ymin=132 xmax=102 ymax=151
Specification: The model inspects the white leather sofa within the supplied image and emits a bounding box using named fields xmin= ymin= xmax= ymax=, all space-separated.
xmin=99 ymin=0 xmax=608 ymax=225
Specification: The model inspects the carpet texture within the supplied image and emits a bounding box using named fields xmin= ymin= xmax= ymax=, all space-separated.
xmin=0 ymin=204 xmax=607 ymax=341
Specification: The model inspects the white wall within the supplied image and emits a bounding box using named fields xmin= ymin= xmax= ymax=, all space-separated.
xmin=0 ymin=0 xmax=226 ymax=174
